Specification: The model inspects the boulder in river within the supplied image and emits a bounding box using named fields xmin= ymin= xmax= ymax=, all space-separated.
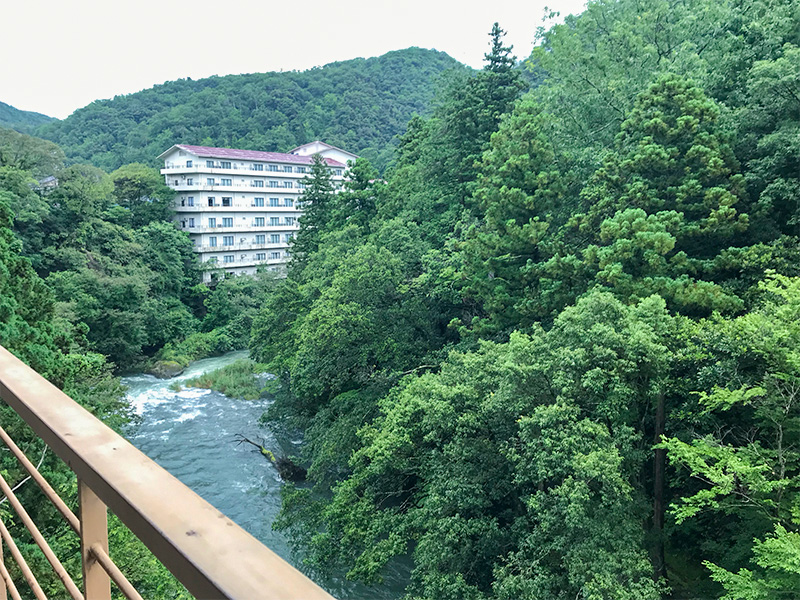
xmin=148 ymin=360 xmax=185 ymax=379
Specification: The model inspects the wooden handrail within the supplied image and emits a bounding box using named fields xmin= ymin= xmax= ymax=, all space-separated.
xmin=0 ymin=345 xmax=334 ymax=600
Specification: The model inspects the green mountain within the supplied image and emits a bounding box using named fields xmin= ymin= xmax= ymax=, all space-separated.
xmin=0 ymin=101 xmax=55 ymax=132
xmin=39 ymin=48 xmax=467 ymax=172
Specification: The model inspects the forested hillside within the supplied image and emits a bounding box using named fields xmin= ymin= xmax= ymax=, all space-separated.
xmin=38 ymin=48 xmax=466 ymax=172
xmin=245 ymin=4 xmax=800 ymax=599
xmin=0 ymin=100 xmax=54 ymax=132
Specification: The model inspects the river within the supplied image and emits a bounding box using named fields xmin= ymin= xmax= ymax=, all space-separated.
xmin=122 ymin=351 xmax=408 ymax=600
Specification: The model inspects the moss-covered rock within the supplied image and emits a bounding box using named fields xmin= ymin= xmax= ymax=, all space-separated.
xmin=147 ymin=360 xmax=184 ymax=379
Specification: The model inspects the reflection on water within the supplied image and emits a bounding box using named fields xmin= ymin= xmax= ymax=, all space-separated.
xmin=122 ymin=351 xmax=407 ymax=599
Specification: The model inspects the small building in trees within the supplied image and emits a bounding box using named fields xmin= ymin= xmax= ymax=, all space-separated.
xmin=35 ymin=175 xmax=58 ymax=191
xmin=290 ymin=141 xmax=358 ymax=167
xmin=159 ymin=143 xmax=350 ymax=282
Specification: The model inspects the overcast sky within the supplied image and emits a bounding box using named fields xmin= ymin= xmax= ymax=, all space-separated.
xmin=2 ymin=0 xmax=586 ymax=120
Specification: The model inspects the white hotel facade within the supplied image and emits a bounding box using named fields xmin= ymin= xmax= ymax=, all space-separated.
xmin=159 ymin=142 xmax=355 ymax=281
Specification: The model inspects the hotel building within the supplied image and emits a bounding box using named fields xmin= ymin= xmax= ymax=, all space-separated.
xmin=159 ymin=143 xmax=350 ymax=281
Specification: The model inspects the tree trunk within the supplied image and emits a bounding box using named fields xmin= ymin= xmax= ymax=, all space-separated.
xmin=653 ymin=389 xmax=667 ymax=580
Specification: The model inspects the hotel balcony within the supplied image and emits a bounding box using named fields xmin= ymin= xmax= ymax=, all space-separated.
xmin=174 ymin=204 xmax=300 ymax=212
xmin=186 ymin=224 xmax=298 ymax=234
xmin=196 ymin=241 xmax=289 ymax=253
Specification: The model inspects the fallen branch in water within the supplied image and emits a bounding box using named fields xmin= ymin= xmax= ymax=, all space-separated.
xmin=234 ymin=434 xmax=307 ymax=482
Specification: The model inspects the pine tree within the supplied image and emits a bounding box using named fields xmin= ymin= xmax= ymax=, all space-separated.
xmin=291 ymin=153 xmax=335 ymax=268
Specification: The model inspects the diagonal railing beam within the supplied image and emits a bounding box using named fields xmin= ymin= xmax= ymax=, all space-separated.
xmin=0 ymin=518 xmax=47 ymax=600
xmin=0 ymin=425 xmax=80 ymax=534
xmin=0 ymin=471 xmax=83 ymax=599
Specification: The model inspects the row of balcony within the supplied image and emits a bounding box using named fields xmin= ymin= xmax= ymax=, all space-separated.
xmin=174 ymin=204 xmax=302 ymax=212
xmin=194 ymin=241 xmax=291 ymax=253
xmin=183 ymin=224 xmax=299 ymax=234
xmin=203 ymin=255 xmax=289 ymax=269
xmin=162 ymin=164 xmax=314 ymax=176
xmin=162 ymin=164 xmax=343 ymax=177
xmin=169 ymin=183 xmax=305 ymax=193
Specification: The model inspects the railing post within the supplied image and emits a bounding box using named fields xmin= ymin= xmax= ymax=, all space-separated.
xmin=0 ymin=537 xmax=6 ymax=600
xmin=79 ymin=480 xmax=110 ymax=600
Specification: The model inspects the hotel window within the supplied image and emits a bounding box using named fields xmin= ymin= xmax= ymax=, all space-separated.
xmin=254 ymin=217 xmax=265 ymax=226
xmin=283 ymin=165 xmax=292 ymax=172
xmin=208 ymin=218 xmax=216 ymax=227
xmin=297 ymin=182 xmax=305 ymax=189
xmin=270 ymin=234 xmax=280 ymax=243
xmin=295 ymin=166 xmax=306 ymax=173
xmin=222 ymin=217 xmax=233 ymax=227
xmin=221 ymin=178 xmax=232 ymax=186
xmin=253 ymin=197 xmax=264 ymax=207
xmin=180 ymin=198 xmax=185 ymax=207
xmin=283 ymin=181 xmax=293 ymax=188
xmin=186 ymin=160 xmax=192 ymax=167
xmin=252 ymin=180 xmax=264 ymax=187
xmin=206 ymin=160 xmax=214 ymax=168
xmin=174 ymin=180 xmax=179 ymax=186
xmin=256 ymin=253 xmax=266 ymax=260
xmin=255 ymin=234 xmax=265 ymax=244
xmin=284 ymin=198 xmax=293 ymax=207
xmin=270 ymin=251 xmax=281 ymax=259
xmin=207 ymin=178 xmax=215 ymax=185
xmin=220 ymin=161 xmax=231 ymax=169
xmin=269 ymin=164 xmax=278 ymax=172
xmin=269 ymin=197 xmax=280 ymax=207
xmin=208 ymin=197 xmax=215 ymax=206
xmin=252 ymin=163 xmax=263 ymax=171
xmin=223 ymin=255 xmax=234 ymax=264
xmin=335 ymin=169 xmax=343 ymax=176
xmin=187 ymin=178 xmax=193 ymax=185
xmin=188 ymin=197 xmax=195 ymax=206
xmin=209 ymin=236 xmax=217 ymax=247
xmin=270 ymin=217 xmax=280 ymax=226
xmin=222 ymin=197 xmax=232 ymax=207
xmin=269 ymin=181 xmax=279 ymax=188
xmin=223 ymin=235 xmax=234 ymax=246
xmin=285 ymin=233 xmax=293 ymax=242
xmin=188 ymin=218 xmax=195 ymax=227
xmin=285 ymin=217 xmax=295 ymax=225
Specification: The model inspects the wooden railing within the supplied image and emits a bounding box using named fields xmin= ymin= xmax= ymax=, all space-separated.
xmin=0 ymin=345 xmax=334 ymax=600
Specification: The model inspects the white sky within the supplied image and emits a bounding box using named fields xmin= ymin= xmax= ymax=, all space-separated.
xmin=1 ymin=0 xmax=586 ymax=120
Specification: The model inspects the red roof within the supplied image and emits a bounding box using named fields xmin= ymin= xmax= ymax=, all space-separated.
xmin=164 ymin=144 xmax=346 ymax=167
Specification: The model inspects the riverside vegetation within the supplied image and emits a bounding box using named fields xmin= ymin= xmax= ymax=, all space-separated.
xmin=1 ymin=1 xmax=800 ymax=598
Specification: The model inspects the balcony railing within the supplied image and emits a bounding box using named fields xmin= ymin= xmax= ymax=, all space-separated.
xmin=196 ymin=241 xmax=289 ymax=252
xmin=187 ymin=224 xmax=297 ymax=234
xmin=162 ymin=165 xmax=313 ymax=177
xmin=168 ymin=183 xmax=303 ymax=193
xmin=0 ymin=345 xmax=333 ymax=600
xmin=173 ymin=205 xmax=299 ymax=212
xmin=205 ymin=256 xmax=288 ymax=269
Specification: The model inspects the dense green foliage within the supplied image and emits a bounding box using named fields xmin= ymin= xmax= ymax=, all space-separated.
xmin=0 ymin=100 xmax=54 ymax=132
xmin=0 ymin=145 xmax=191 ymax=597
xmin=39 ymin=48 xmax=467 ymax=172
xmin=247 ymin=8 xmax=800 ymax=600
